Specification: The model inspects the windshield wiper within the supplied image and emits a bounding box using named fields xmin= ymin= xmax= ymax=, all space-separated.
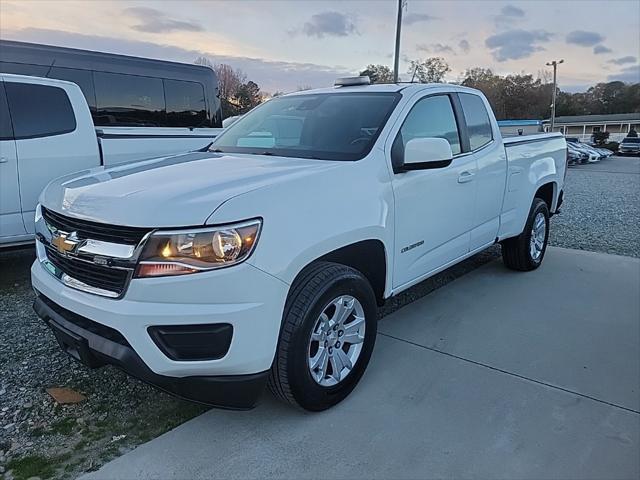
xmin=209 ymin=148 xmax=225 ymax=153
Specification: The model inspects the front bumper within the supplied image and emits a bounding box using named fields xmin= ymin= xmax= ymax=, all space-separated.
xmin=33 ymin=293 xmax=268 ymax=408
xmin=31 ymin=257 xmax=289 ymax=407
xmin=619 ymin=148 xmax=640 ymax=155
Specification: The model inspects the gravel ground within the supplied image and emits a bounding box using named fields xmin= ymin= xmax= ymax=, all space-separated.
xmin=549 ymin=156 xmax=640 ymax=258
xmin=1 ymin=155 xmax=637 ymax=479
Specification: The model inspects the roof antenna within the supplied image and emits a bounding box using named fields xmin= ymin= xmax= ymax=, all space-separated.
xmin=410 ymin=63 xmax=418 ymax=83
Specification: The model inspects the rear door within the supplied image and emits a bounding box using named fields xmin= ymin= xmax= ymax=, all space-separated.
xmin=0 ymin=80 xmax=24 ymax=239
xmin=4 ymin=79 xmax=100 ymax=233
xmin=457 ymin=93 xmax=507 ymax=251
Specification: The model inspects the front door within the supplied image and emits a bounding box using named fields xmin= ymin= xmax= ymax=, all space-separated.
xmin=391 ymin=94 xmax=477 ymax=289
xmin=0 ymin=81 xmax=25 ymax=240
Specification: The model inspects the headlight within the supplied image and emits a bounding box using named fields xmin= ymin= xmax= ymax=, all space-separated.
xmin=136 ymin=219 xmax=261 ymax=278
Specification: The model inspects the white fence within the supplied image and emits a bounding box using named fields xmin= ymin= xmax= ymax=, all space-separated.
xmin=570 ymin=133 xmax=628 ymax=143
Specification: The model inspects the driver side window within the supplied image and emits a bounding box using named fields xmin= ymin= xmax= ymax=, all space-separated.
xmin=392 ymin=95 xmax=461 ymax=169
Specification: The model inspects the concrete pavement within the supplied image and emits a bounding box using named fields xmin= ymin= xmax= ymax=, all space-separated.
xmin=84 ymin=247 xmax=640 ymax=480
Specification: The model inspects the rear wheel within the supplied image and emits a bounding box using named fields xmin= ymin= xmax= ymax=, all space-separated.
xmin=268 ymin=262 xmax=377 ymax=411
xmin=501 ymin=198 xmax=550 ymax=271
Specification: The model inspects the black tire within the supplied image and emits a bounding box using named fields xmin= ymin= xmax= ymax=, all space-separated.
xmin=501 ymin=198 xmax=550 ymax=271
xmin=268 ymin=261 xmax=377 ymax=411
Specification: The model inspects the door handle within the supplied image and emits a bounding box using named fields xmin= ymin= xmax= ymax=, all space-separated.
xmin=0 ymin=157 xmax=8 ymax=164
xmin=458 ymin=171 xmax=475 ymax=183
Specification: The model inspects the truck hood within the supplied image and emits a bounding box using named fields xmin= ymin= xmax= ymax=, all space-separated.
xmin=41 ymin=152 xmax=342 ymax=227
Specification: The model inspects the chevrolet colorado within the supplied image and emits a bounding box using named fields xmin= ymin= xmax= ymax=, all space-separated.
xmin=32 ymin=77 xmax=567 ymax=411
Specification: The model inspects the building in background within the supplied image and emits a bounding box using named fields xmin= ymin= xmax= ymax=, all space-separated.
xmin=543 ymin=113 xmax=640 ymax=142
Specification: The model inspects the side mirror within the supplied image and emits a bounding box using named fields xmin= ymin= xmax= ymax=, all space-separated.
xmin=402 ymin=137 xmax=454 ymax=171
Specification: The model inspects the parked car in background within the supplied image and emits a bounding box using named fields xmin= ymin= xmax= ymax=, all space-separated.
xmin=619 ymin=137 xmax=640 ymax=156
xmin=32 ymin=78 xmax=567 ymax=411
xmin=568 ymin=141 xmax=600 ymax=163
xmin=0 ymin=40 xmax=222 ymax=164
xmin=594 ymin=147 xmax=613 ymax=158
xmin=0 ymin=74 xmax=222 ymax=247
xmin=566 ymin=143 xmax=587 ymax=165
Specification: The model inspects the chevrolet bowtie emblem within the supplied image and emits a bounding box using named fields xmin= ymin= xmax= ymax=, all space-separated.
xmin=51 ymin=231 xmax=79 ymax=254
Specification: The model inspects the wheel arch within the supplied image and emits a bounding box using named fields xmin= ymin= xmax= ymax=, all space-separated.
xmin=289 ymin=239 xmax=388 ymax=307
xmin=534 ymin=181 xmax=557 ymax=213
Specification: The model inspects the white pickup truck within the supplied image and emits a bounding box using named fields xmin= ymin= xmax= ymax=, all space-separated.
xmin=0 ymin=74 xmax=221 ymax=246
xmin=32 ymin=77 xmax=567 ymax=411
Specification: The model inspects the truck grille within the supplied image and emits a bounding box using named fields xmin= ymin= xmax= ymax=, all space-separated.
xmin=40 ymin=208 xmax=151 ymax=298
xmin=45 ymin=246 xmax=130 ymax=296
xmin=42 ymin=207 xmax=150 ymax=245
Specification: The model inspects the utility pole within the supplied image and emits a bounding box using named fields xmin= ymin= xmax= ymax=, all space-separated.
xmin=393 ymin=0 xmax=406 ymax=83
xmin=546 ymin=59 xmax=564 ymax=132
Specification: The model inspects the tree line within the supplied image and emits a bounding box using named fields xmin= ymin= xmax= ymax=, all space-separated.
xmin=360 ymin=59 xmax=639 ymax=120
xmin=196 ymin=55 xmax=639 ymax=121
xmin=195 ymin=56 xmax=263 ymax=119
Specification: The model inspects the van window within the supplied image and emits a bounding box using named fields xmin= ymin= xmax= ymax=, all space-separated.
xmin=392 ymin=95 xmax=461 ymax=169
xmin=47 ymin=67 xmax=96 ymax=112
xmin=0 ymin=83 xmax=14 ymax=140
xmin=459 ymin=93 xmax=493 ymax=150
xmin=4 ymin=82 xmax=76 ymax=139
xmin=0 ymin=62 xmax=49 ymax=77
xmin=94 ymin=72 xmax=165 ymax=127
xmin=164 ymin=79 xmax=208 ymax=127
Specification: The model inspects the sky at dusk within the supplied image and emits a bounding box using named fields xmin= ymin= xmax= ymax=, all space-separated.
xmin=1 ymin=0 xmax=638 ymax=93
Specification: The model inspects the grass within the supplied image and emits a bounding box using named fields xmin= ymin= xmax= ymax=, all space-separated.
xmin=6 ymin=453 xmax=70 ymax=480
xmin=48 ymin=417 xmax=76 ymax=436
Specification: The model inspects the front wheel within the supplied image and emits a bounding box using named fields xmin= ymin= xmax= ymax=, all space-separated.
xmin=501 ymin=198 xmax=550 ymax=271
xmin=268 ymin=262 xmax=377 ymax=411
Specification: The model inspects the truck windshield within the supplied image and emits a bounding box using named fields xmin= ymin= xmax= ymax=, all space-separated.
xmin=210 ymin=92 xmax=400 ymax=161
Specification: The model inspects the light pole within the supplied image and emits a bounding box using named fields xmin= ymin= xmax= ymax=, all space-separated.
xmin=393 ymin=0 xmax=407 ymax=82
xmin=546 ymin=59 xmax=564 ymax=132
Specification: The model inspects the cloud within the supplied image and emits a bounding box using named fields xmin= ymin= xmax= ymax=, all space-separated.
xmin=494 ymin=5 xmax=525 ymax=27
xmin=125 ymin=7 xmax=203 ymax=33
xmin=3 ymin=28 xmax=351 ymax=93
xmin=608 ymin=55 xmax=637 ymax=65
xmin=299 ymin=12 xmax=357 ymax=38
xmin=607 ymin=64 xmax=640 ymax=83
xmin=500 ymin=5 xmax=525 ymax=17
xmin=417 ymin=43 xmax=455 ymax=55
xmin=458 ymin=39 xmax=470 ymax=53
xmin=403 ymin=13 xmax=437 ymax=26
xmin=593 ymin=45 xmax=612 ymax=54
xmin=566 ymin=30 xmax=604 ymax=47
xmin=485 ymin=29 xmax=552 ymax=61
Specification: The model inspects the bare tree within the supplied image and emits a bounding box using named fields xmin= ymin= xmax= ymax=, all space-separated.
xmin=407 ymin=57 xmax=451 ymax=83
xmin=194 ymin=56 xmax=214 ymax=69
xmin=214 ymin=63 xmax=246 ymax=103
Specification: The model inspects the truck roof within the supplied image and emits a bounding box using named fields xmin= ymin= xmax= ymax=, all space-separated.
xmin=283 ymin=82 xmax=484 ymax=97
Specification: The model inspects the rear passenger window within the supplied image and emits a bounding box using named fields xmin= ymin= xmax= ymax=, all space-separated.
xmin=164 ymin=79 xmax=208 ymax=127
xmin=4 ymin=82 xmax=76 ymax=139
xmin=47 ymin=67 xmax=96 ymax=112
xmin=94 ymin=72 xmax=165 ymax=127
xmin=0 ymin=83 xmax=14 ymax=140
xmin=459 ymin=93 xmax=493 ymax=150
xmin=0 ymin=62 xmax=49 ymax=77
